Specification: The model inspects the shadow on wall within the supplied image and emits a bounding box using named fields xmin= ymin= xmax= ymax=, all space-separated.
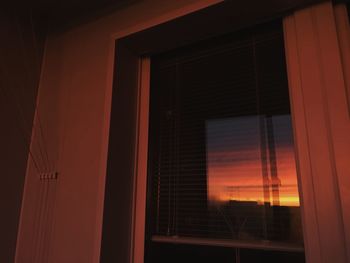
xmin=0 ymin=8 xmax=46 ymax=262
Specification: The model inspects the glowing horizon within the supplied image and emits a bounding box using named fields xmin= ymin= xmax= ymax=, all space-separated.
xmin=206 ymin=115 xmax=300 ymax=207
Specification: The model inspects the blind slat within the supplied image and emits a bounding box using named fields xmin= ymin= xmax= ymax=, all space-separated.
xmin=147 ymin=20 xmax=303 ymax=250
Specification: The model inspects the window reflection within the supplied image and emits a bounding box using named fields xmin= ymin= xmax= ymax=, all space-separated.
xmin=206 ymin=114 xmax=302 ymax=243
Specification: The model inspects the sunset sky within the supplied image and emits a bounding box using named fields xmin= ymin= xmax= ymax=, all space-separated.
xmin=206 ymin=115 xmax=300 ymax=207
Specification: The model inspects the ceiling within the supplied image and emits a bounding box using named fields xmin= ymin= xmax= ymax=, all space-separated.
xmin=9 ymin=0 xmax=350 ymax=34
xmin=13 ymin=0 xmax=138 ymax=32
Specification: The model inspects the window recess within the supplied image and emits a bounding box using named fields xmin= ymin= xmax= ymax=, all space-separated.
xmin=145 ymin=21 xmax=304 ymax=262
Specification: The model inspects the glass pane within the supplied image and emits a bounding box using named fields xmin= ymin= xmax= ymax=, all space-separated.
xmin=207 ymin=116 xmax=265 ymax=205
xmin=206 ymin=115 xmax=302 ymax=243
xmin=146 ymin=21 xmax=304 ymax=261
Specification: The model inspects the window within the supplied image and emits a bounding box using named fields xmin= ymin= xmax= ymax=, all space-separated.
xmin=145 ymin=21 xmax=304 ymax=262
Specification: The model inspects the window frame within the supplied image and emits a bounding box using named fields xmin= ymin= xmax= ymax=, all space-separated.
xmin=146 ymin=26 xmax=304 ymax=252
xmin=100 ymin=1 xmax=348 ymax=263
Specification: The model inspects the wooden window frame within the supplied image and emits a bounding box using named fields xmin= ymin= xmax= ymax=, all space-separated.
xmin=100 ymin=1 xmax=350 ymax=263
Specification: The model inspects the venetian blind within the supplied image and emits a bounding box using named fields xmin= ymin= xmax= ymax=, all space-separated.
xmin=147 ymin=21 xmax=303 ymax=251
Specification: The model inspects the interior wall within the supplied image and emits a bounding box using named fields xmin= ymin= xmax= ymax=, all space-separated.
xmin=15 ymin=1 xmax=223 ymax=262
xmin=0 ymin=9 xmax=45 ymax=262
